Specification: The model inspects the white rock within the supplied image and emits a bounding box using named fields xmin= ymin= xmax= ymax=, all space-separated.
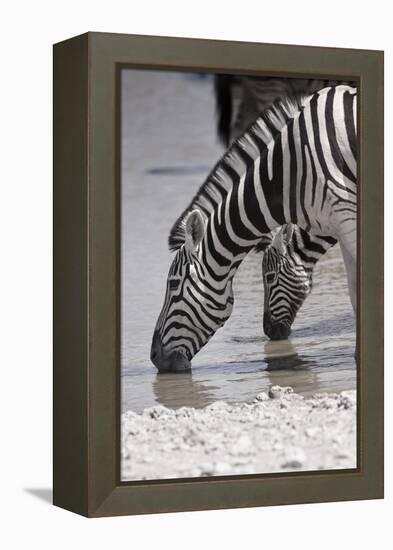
xmin=175 ymin=407 xmax=195 ymax=418
xmin=339 ymin=391 xmax=357 ymax=409
xmin=281 ymin=447 xmax=307 ymax=469
xmin=255 ymin=392 xmax=269 ymax=402
xmin=200 ymin=462 xmax=215 ymax=476
xmin=334 ymin=450 xmax=350 ymax=460
xmin=206 ymin=401 xmax=232 ymax=411
xmin=143 ymin=405 xmax=173 ymax=419
xmin=313 ymin=393 xmax=329 ymax=400
xmin=319 ymin=398 xmax=338 ymax=410
xmin=305 ymin=426 xmax=320 ymax=438
xmin=122 ymin=410 xmax=140 ymax=421
xmin=269 ymin=385 xmax=294 ymax=399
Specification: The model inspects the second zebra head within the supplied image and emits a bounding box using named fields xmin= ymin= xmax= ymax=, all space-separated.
xmin=262 ymin=224 xmax=311 ymax=340
xmin=262 ymin=224 xmax=336 ymax=340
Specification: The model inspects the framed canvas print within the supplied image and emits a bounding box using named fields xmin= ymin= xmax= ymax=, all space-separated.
xmin=53 ymin=32 xmax=384 ymax=517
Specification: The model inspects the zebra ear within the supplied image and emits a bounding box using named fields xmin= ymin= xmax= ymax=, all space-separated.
xmin=272 ymin=224 xmax=294 ymax=255
xmin=184 ymin=210 xmax=205 ymax=253
xmin=282 ymin=223 xmax=295 ymax=246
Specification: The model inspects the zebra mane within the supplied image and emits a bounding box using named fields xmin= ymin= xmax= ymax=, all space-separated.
xmin=168 ymin=91 xmax=308 ymax=252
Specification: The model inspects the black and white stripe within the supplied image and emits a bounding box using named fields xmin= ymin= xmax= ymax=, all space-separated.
xmin=215 ymin=75 xmax=349 ymax=337
xmin=151 ymin=85 xmax=357 ymax=371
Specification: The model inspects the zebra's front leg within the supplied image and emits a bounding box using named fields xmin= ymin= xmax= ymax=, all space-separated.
xmin=337 ymin=223 xmax=357 ymax=359
xmin=337 ymin=227 xmax=357 ymax=315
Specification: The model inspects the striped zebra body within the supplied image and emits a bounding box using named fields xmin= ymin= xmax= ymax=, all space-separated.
xmin=215 ymin=75 xmax=348 ymax=338
xmin=151 ymin=85 xmax=357 ymax=372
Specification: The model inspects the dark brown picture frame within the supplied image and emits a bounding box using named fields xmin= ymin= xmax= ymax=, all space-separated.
xmin=53 ymin=32 xmax=384 ymax=517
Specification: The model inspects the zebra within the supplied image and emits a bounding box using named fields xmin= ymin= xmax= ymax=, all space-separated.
xmin=214 ymin=75 xmax=347 ymax=339
xmin=261 ymin=223 xmax=337 ymax=339
xmin=150 ymin=85 xmax=357 ymax=372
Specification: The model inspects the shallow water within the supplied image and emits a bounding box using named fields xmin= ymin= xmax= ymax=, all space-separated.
xmin=121 ymin=70 xmax=356 ymax=414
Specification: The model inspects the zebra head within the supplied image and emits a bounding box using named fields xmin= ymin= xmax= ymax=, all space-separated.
xmin=151 ymin=209 xmax=234 ymax=372
xmin=262 ymin=224 xmax=312 ymax=340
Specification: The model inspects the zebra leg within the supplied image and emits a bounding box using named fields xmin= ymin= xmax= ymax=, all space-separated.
xmin=339 ymin=236 xmax=357 ymax=359
xmin=341 ymin=244 xmax=357 ymax=313
xmin=337 ymin=227 xmax=357 ymax=314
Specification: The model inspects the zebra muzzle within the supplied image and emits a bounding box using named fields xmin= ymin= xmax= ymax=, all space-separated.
xmin=263 ymin=312 xmax=291 ymax=341
xmin=150 ymin=331 xmax=191 ymax=372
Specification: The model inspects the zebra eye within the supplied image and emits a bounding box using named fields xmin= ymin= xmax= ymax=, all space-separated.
xmin=265 ymin=272 xmax=276 ymax=284
xmin=169 ymin=278 xmax=181 ymax=291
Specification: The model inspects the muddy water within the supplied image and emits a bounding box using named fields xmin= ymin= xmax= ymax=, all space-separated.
xmin=121 ymin=70 xmax=356 ymax=414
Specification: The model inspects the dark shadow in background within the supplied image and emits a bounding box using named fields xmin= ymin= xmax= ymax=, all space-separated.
xmin=24 ymin=488 xmax=52 ymax=504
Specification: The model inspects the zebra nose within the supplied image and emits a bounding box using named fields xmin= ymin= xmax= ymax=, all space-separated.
xmin=263 ymin=312 xmax=273 ymax=338
xmin=269 ymin=325 xmax=291 ymax=341
xmin=263 ymin=312 xmax=291 ymax=341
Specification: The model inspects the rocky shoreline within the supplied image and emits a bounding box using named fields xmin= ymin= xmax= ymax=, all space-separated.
xmin=121 ymin=386 xmax=357 ymax=481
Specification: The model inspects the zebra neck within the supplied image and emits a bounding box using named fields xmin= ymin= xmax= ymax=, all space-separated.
xmin=291 ymin=229 xmax=337 ymax=274
xmin=197 ymin=162 xmax=284 ymax=285
xmin=194 ymin=116 xmax=305 ymax=286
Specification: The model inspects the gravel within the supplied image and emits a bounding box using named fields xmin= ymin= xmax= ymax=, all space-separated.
xmin=121 ymin=386 xmax=357 ymax=481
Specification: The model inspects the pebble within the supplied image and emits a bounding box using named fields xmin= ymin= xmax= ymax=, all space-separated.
xmin=305 ymin=426 xmax=320 ymax=438
xmin=335 ymin=450 xmax=350 ymax=460
xmin=255 ymin=392 xmax=269 ymax=402
xmin=232 ymin=456 xmax=251 ymax=465
xmin=143 ymin=405 xmax=173 ymax=419
xmin=200 ymin=462 xmax=215 ymax=476
xmin=320 ymin=398 xmax=338 ymax=410
xmin=122 ymin=422 xmax=140 ymax=436
xmin=331 ymin=435 xmax=343 ymax=446
xmin=339 ymin=391 xmax=357 ymax=409
xmin=268 ymin=385 xmax=294 ymax=399
xmin=313 ymin=393 xmax=329 ymax=400
xmin=281 ymin=448 xmax=307 ymax=469
xmin=175 ymin=407 xmax=195 ymax=418
xmin=206 ymin=401 xmax=232 ymax=411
